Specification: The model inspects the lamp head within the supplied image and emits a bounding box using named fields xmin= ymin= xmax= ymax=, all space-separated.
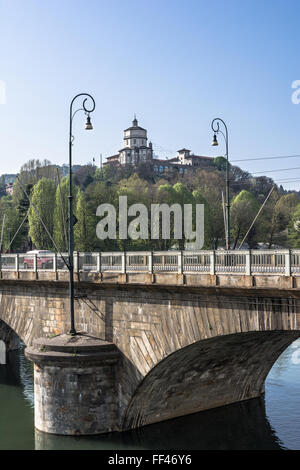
xmin=85 ymin=114 xmax=93 ymax=130
xmin=211 ymin=134 xmax=219 ymax=147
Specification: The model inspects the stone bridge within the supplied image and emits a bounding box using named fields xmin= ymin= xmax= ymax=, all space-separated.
xmin=0 ymin=258 xmax=300 ymax=434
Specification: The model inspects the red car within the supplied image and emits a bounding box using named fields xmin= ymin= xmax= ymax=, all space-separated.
xmin=23 ymin=250 xmax=54 ymax=269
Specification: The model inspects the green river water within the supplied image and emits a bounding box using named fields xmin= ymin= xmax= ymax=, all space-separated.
xmin=1 ymin=340 xmax=300 ymax=450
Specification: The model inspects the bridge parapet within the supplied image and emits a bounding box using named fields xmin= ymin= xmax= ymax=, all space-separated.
xmin=1 ymin=249 xmax=300 ymax=276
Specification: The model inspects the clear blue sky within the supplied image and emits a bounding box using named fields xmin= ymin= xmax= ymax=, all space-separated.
xmin=0 ymin=0 xmax=300 ymax=189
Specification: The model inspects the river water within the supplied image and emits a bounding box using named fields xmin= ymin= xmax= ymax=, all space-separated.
xmin=1 ymin=340 xmax=300 ymax=450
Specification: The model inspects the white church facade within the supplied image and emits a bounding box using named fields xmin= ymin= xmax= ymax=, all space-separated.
xmin=105 ymin=117 xmax=153 ymax=167
xmin=104 ymin=117 xmax=214 ymax=173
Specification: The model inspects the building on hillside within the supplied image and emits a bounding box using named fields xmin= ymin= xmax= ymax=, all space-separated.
xmin=105 ymin=116 xmax=153 ymax=167
xmin=5 ymin=183 xmax=13 ymax=195
xmin=104 ymin=118 xmax=215 ymax=174
xmin=173 ymin=148 xmax=214 ymax=168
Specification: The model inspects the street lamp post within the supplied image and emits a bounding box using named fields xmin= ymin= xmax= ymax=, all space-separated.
xmin=69 ymin=93 xmax=95 ymax=335
xmin=211 ymin=118 xmax=230 ymax=250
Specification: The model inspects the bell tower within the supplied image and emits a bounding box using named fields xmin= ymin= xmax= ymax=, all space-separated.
xmin=119 ymin=117 xmax=153 ymax=165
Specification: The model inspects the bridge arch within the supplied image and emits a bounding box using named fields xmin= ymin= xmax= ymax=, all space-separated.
xmin=122 ymin=330 xmax=300 ymax=430
xmin=0 ymin=340 xmax=5 ymax=364
xmin=0 ymin=318 xmax=21 ymax=356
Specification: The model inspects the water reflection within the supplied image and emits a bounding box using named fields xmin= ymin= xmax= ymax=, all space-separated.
xmin=1 ymin=341 xmax=300 ymax=450
xmin=265 ymin=338 xmax=300 ymax=450
xmin=0 ymin=349 xmax=34 ymax=450
xmin=35 ymin=398 xmax=281 ymax=450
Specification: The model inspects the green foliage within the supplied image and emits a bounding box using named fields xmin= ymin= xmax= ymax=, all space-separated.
xmin=28 ymin=178 xmax=56 ymax=249
xmin=288 ymin=204 xmax=300 ymax=248
xmin=73 ymin=165 xmax=96 ymax=189
xmin=192 ymin=190 xmax=211 ymax=249
xmin=53 ymin=177 xmax=79 ymax=252
xmin=230 ymin=190 xmax=260 ymax=248
xmin=74 ymin=191 xmax=95 ymax=251
xmin=0 ymin=197 xmax=27 ymax=252
xmin=116 ymin=174 xmax=152 ymax=250
xmin=53 ymin=177 xmax=68 ymax=251
xmin=13 ymin=159 xmax=59 ymax=213
xmin=214 ymin=156 xmax=228 ymax=172
xmin=85 ymin=180 xmax=118 ymax=251
xmin=263 ymin=193 xmax=299 ymax=248
xmin=2 ymin=156 xmax=300 ymax=253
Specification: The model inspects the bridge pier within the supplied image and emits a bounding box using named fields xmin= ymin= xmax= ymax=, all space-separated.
xmin=25 ymin=334 xmax=120 ymax=435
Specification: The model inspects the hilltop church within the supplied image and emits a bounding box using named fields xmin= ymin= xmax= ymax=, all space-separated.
xmin=104 ymin=117 xmax=214 ymax=175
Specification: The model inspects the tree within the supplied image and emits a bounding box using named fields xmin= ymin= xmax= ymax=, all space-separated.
xmin=117 ymin=174 xmax=152 ymax=250
xmin=13 ymin=159 xmax=58 ymax=211
xmin=274 ymin=193 xmax=300 ymax=228
xmin=229 ymin=165 xmax=251 ymax=194
xmin=28 ymin=178 xmax=56 ymax=249
xmin=53 ymin=177 xmax=79 ymax=252
xmin=16 ymin=183 xmax=34 ymax=217
xmin=250 ymin=176 xmax=275 ymax=201
xmin=85 ymin=180 xmax=118 ymax=251
xmin=74 ymin=191 xmax=95 ymax=251
xmin=152 ymin=182 xmax=201 ymax=250
xmin=73 ymin=165 xmax=96 ymax=189
xmin=0 ymin=198 xmax=26 ymax=252
xmin=230 ymin=190 xmax=260 ymax=248
xmin=187 ymin=169 xmax=226 ymax=248
xmin=154 ymin=183 xmax=180 ymax=250
xmin=192 ymin=190 xmax=211 ymax=249
xmin=261 ymin=192 xmax=300 ymax=248
xmin=172 ymin=183 xmax=195 ymax=250
xmin=288 ymin=204 xmax=300 ymax=248
xmin=214 ymin=156 xmax=228 ymax=172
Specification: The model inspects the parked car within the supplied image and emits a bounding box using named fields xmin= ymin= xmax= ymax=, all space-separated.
xmin=23 ymin=250 xmax=54 ymax=269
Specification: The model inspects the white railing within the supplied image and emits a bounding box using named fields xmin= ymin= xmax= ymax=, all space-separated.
xmin=0 ymin=250 xmax=299 ymax=275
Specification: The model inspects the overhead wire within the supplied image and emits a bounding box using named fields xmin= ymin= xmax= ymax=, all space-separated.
xmin=252 ymin=166 xmax=300 ymax=175
xmin=231 ymin=154 xmax=300 ymax=163
xmin=4 ymin=210 xmax=29 ymax=254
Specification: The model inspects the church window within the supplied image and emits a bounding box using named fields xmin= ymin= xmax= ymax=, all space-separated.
xmin=154 ymin=166 xmax=158 ymax=172
xmin=160 ymin=166 xmax=164 ymax=172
